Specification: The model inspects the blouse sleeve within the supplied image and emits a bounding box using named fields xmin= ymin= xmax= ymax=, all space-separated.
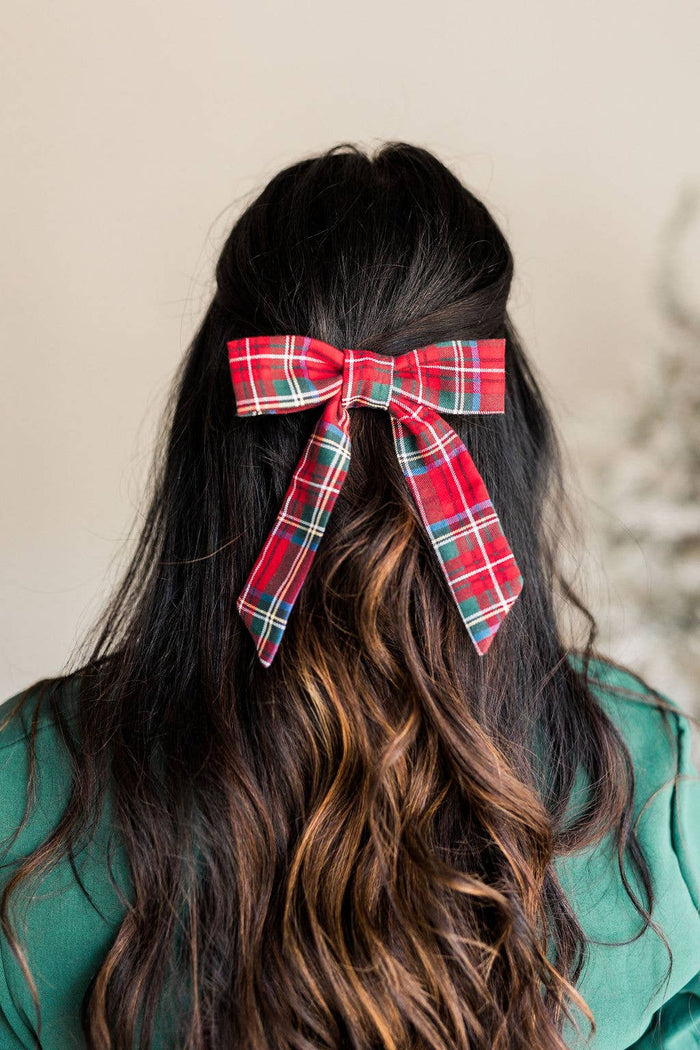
xmin=0 ymin=980 xmax=28 ymax=1049
xmin=626 ymin=973 xmax=700 ymax=1048
xmin=668 ymin=700 xmax=700 ymax=908
xmin=558 ymin=668 xmax=700 ymax=1050
xmin=625 ymin=704 xmax=700 ymax=1049
xmin=0 ymin=703 xmax=37 ymax=1049
xmin=0 ymin=684 xmax=128 ymax=1049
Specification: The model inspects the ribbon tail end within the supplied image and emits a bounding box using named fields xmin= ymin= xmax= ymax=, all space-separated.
xmin=470 ymin=567 xmax=524 ymax=656
xmin=236 ymin=591 xmax=283 ymax=668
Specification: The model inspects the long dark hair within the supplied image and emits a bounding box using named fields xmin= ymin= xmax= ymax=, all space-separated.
xmin=1 ymin=142 xmax=673 ymax=1049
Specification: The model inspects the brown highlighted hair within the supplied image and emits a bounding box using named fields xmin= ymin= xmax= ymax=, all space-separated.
xmin=1 ymin=143 xmax=673 ymax=1049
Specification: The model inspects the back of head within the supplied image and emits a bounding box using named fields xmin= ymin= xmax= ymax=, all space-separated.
xmin=203 ymin=141 xmax=557 ymax=684
xmin=7 ymin=143 xmax=646 ymax=1050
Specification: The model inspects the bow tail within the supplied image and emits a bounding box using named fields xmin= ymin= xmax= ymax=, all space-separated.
xmin=389 ymin=403 xmax=523 ymax=655
xmin=237 ymin=397 xmax=351 ymax=666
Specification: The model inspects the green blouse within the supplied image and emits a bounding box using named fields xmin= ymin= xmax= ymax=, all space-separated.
xmin=0 ymin=656 xmax=698 ymax=1049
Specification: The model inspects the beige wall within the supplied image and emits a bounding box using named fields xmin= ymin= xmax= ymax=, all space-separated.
xmin=2 ymin=0 xmax=698 ymax=701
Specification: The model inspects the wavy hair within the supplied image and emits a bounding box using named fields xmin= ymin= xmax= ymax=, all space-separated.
xmin=1 ymin=142 xmax=675 ymax=1049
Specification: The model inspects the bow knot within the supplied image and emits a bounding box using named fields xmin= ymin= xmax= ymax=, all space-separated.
xmin=342 ymin=348 xmax=395 ymax=409
xmin=228 ymin=334 xmax=524 ymax=667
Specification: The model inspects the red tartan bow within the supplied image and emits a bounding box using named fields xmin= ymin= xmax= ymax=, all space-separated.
xmin=228 ymin=335 xmax=523 ymax=666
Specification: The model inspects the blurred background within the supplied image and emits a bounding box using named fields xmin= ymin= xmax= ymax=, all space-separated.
xmin=1 ymin=0 xmax=698 ymax=714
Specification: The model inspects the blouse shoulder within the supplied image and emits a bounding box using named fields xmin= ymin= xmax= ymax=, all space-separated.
xmin=0 ymin=677 xmax=82 ymax=852
xmin=0 ymin=676 xmax=124 ymax=1049
xmin=560 ymin=653 xmax=700 ymax=1049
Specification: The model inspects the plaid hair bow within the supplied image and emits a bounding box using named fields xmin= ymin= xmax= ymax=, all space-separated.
xmin=228 ymin=335 xmax=524 ymax=667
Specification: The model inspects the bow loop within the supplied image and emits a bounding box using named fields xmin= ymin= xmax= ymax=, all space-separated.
xmin=228 ymin=334 xmax=523 ymax=667
xmin=391 ymin=340 xmax=506 ymax=414
xmin=229 ymin=335 xmax=343 ymax=416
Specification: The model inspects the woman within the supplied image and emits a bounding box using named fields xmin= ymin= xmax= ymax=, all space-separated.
xmin=0 ymin=142 xmax=698 ymax=1050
